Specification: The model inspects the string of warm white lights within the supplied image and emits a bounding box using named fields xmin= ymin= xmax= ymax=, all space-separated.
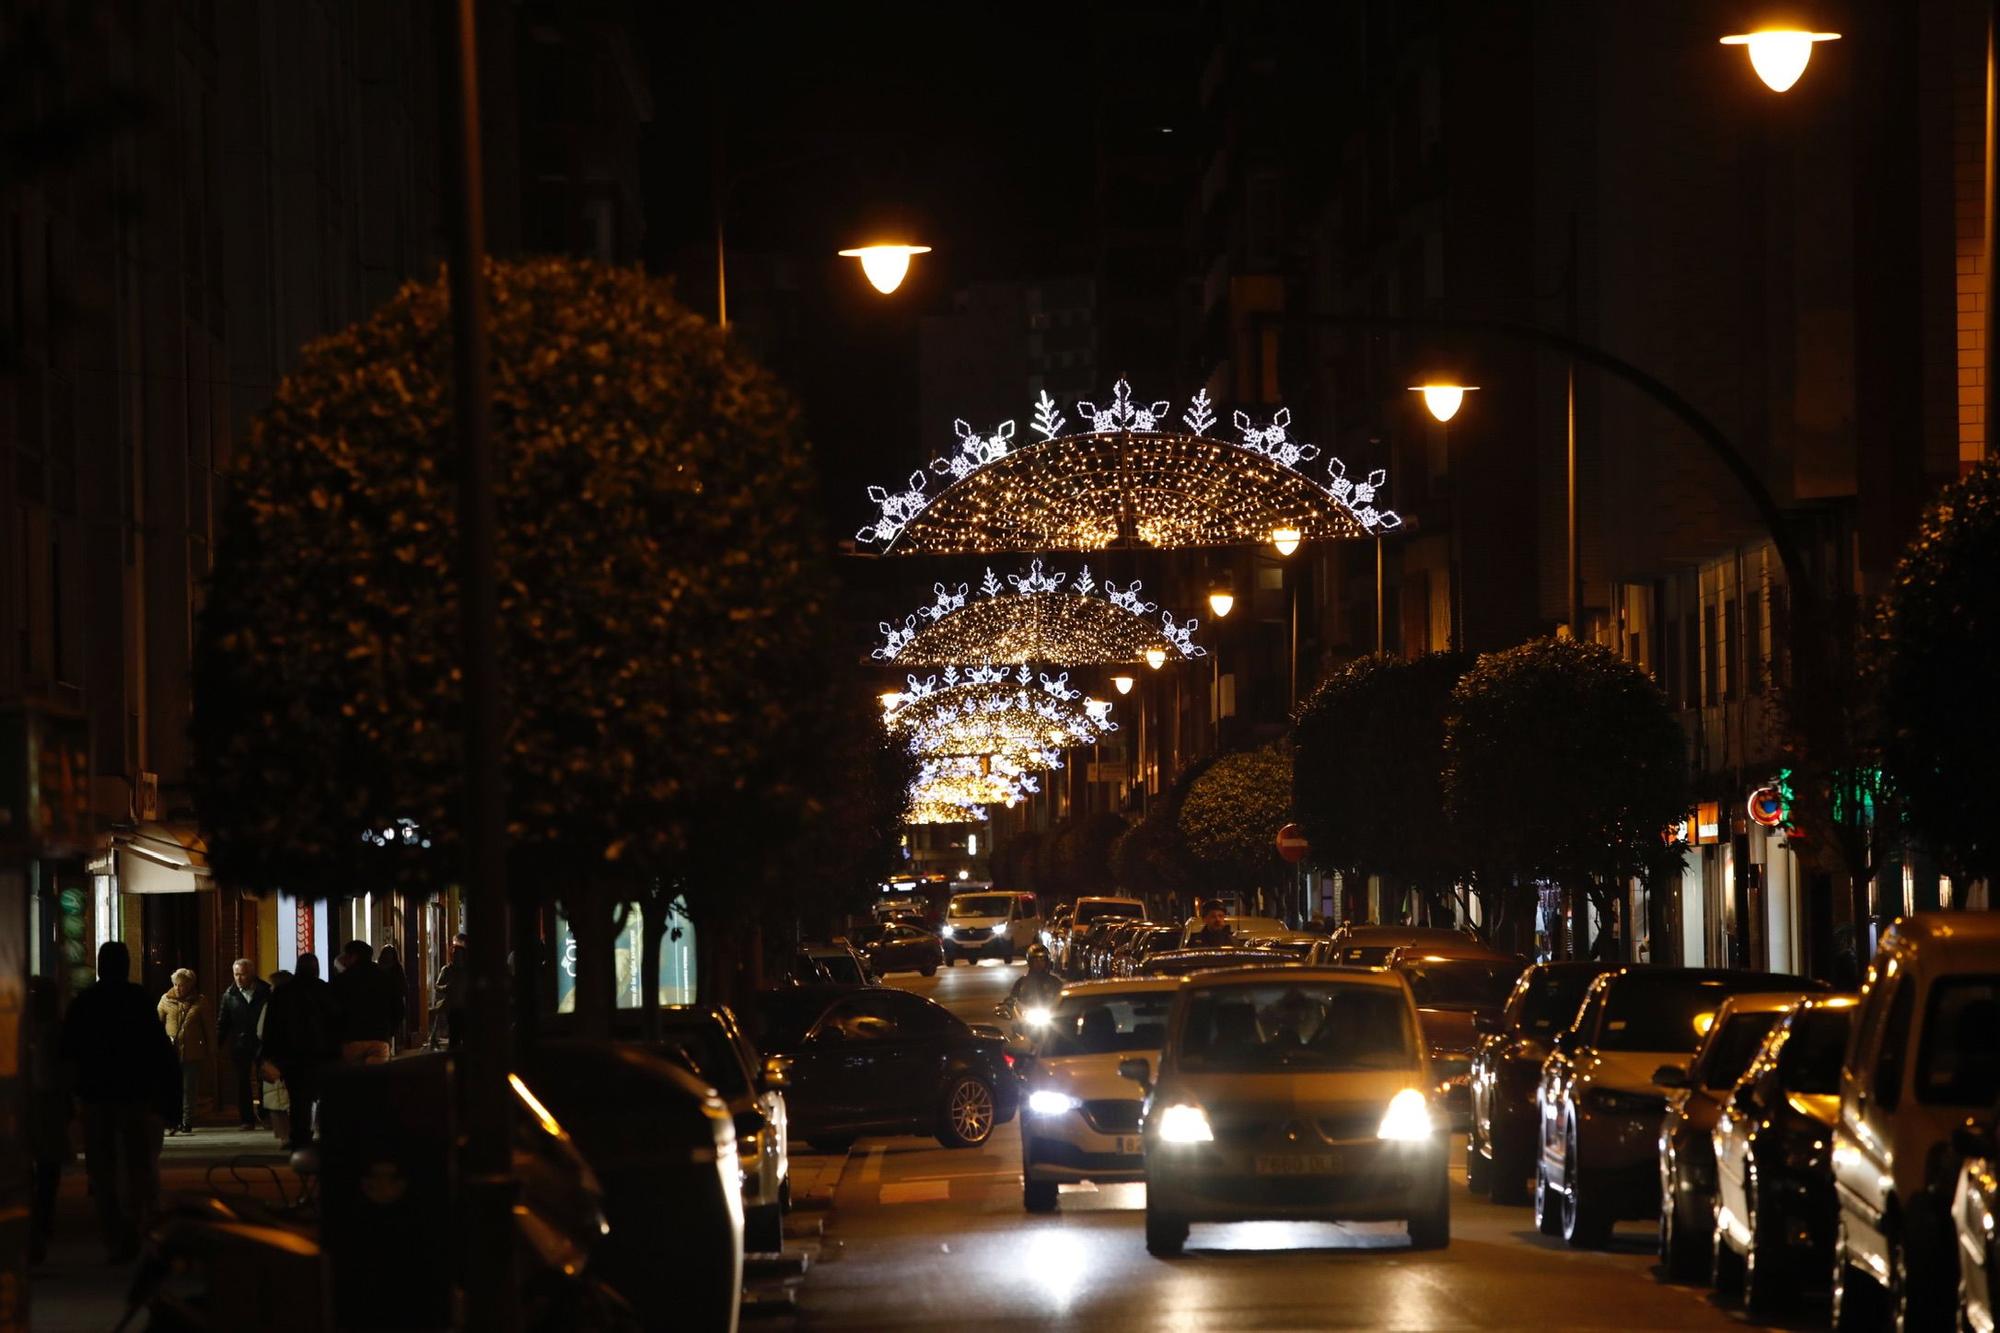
xmin=883 ymin=670 xmax=1117 ymax=766
xmin=906 ymin=796 xmax=989 ymax=825
xmin=855 ymin=378 xmax=1402 ymax=554
xmin=873 ymin=559 xmax=1206 ymax=666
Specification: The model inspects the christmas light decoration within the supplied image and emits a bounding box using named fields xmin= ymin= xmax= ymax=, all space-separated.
xmin=871 ymin=558 xmax=1207 ymax=666
xmin=885 ymin=671 xmax=1118 ymax=767
xmin=906 ymin=796 xmax=988 ymax=825
xmin=855 ymin=378 xmax=1401 ymax=554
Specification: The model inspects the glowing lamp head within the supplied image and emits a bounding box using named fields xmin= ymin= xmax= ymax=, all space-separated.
xmin=1721 ymin=30 xmax=1839 ymax=93
xmin=1207 ymin=590 xmax=1235 ymax=619
xmin=1144 ymin=647 xmax=1167 ymax=670
xmin=1410 ymin=383 xmax=1478 ymax=423
xmin=1270 ymin=526 xmax=1302 ymax=557
xmin=837 ymin=243 xmax=932 ymax=294
xmin=878 ymin=690 xmax=903 ymax=713
xmin=1111 ymin=674 xmax=1135 ymax=695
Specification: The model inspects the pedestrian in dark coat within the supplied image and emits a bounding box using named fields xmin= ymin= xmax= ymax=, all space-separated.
xmin=375 ymin=944 xmax=409 ymax=1051
xmin=258 ymin=951 xmax=339 ymax=1148
xmin=331 ymin=939 xmax=400 ymax=1063
xmin=58 ymin=941 xmax=179 ymax=1262
xmin=217 ymin=958 xmax=272 ymax=1129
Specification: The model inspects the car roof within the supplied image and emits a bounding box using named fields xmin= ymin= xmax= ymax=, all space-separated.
xmin=1335 ymin=924 xmax=1474 ymax=942
xmin=1058 ymin=978 xmax=1183 ymax=998
xmin=1879 ymin=911 xmax=2000 ymax=964
xmin=1077 ymin=895 xmax=1143 ymax=905
xmin=1389 ymin=944 xmax=1517 ymax=963
xmin=1711 ymin=989 xmax=1820 ymax=1017
xmin=1177 ymin=964 xmax=1407 ymax=990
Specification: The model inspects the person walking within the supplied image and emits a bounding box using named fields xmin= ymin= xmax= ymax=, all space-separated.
xmin=256 ymin=969 xmax=293 ymax=1145
xmin=430 ymin=940 xmax=469 ymax=1051
xmin=216 ymin=958 xmax=271 ymax=1130
xmin=375 ymin=944 xmax=409 ymax=1052
xmin=258 ymin=952 xmax=338 ymax=1148
xmin=157 ymin=968 xmax=212 ymax=1134
xmin=58 ymin=941 xmax=179 ymax=1263
xmin=331 ymin=939 xmax=400 ymax=1064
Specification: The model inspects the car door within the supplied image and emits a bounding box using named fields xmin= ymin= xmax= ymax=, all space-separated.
xmin=1544 ymin=981 xmax=1609 ymax=1185
xmin=808 ymin=991 xmax=941 ymax=1131
xmin=1839 ymin=965 xmax=1912 ymax=1268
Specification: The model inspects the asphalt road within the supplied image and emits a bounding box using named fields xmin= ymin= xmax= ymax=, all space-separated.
xmin=795 ymin=959 xmax=1806 ymax=1332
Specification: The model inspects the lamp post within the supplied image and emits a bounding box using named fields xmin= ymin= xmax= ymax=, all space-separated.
xmin=1207 ymin=584 xmax=1233 ymax=742
xmin=1411 ymin=384 xmax=1474 ymax=649
xmin=1270 ymin=529 xmax=1302 ymax=708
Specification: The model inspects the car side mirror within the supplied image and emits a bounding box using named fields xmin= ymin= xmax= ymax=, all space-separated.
xmin=1732 ymin=1082 xmax=1758 ymax=1111
xmin=1117 ymin=1056 xmax=1152 ymax=1092
xmin=760 ymin=1055 xmax=790 ymax=1091
xmin=1651 ymin=1065 xmax=1688 ymax=1089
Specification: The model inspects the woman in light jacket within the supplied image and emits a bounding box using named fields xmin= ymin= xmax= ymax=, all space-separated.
xmin=158 ymin=968 xmax=211 ymax=1135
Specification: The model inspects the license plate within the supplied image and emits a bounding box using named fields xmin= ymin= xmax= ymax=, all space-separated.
xmin=1255 ymin=1152 xmax=1344 ymax=1175
xmin=1116 ymin=1136 xmax=1142 ymax=1155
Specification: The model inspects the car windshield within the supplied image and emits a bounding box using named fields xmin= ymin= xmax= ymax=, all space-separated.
xmin=1401 ymin=959 xmax=1518 ymax=1009
xmin=1598 ymin=975 xmax=1810 ymax=1053
xmin=1040 ymin=993 xmax=1173 ymax=1056
xmin=1332 ymin=945 xmax=1394 ymax=968
xmin=949 ymin=895 xmax=1013 ymax=919
xmin=1512 ymin=968 xmax=1603 ymax=1034
xmin=1700 ymin=1011 xmax=1787 ymax=1089
xmin=1075 ymin=900 xmax=1143 ymax=924
xmin=815 ymin=954 xmax=864 ymax=985
xmin=1266 ymin=939 xmax=1317 ymax=959
xmin=1779 ymin=1007 xmax=1852 ymax=1094
xmin=1916 ymin=976 xmax=2000 ymax=1106
xmin=1177 ymin=982 xmax=1416 ymax=1073
xmin=658 ymin=1019 xmax=750 ymax=1099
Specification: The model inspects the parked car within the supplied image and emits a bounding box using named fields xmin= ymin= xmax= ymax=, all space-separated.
xmin=520 ymin=1040 xmax=743 ymax=1333
xmin=1953 ymin=1107 xmax=2000 ymax=1333
xmin=1059 ymin=896 xmax=1145 ymax=973
xmin=1136 ymin=948 xmax=1291 ymax=979
xmin=1087 ymin=919 xmax=1150 ymax=978
xmin=1257 ymin=934 xmax=1324 ymax=961
xmin=1114 ymin=925 xmax=1185 ymax=977
xmin=1018 ymin=979 xmax=1179 ymax=1211
xmin=1177 ymin=913 xmax=1290 ymax=948
xmin=942 ymin=890 xmax=1040 ymax=964
xmin=1535 ymin=966 xmax=1819 ymax=1249
xmin=749 ymin=985 xmax=1019 ymax=1152
xmin=1469 ymin=961 xmax=1617 ymax=1204
xmin=1832 ymin=912 xmax=2000 ymax=1331
xmin=1387 ymin=948 xmax=1522 ymax=1131
xmin=655 ymin=1004 xmax=792 ymax=1254
xmin=859 ymin=922 xmax=944 ymax=977
xmin=1708 ymin=993 xmax=1857 ymax=1314
xmin=793 ymin=940 xmax=874 ymax=987
xmin=1121 ymin=965 xmax=1450 ymax=1255
xmin=1315 ymin=923 xmax=1481 ymax=968
xmin=1653 ymin=990 xmax=1820 ymax=1281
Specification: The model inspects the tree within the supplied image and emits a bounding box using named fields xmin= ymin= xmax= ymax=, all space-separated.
xmin=1178 ymin=746 xmax=1293 ymax=901
xmin=1047 ymin=812 xmax=1127 ymax=898
xmin=1291 ymin=652 xmax=1473 ymax=921
xmin=1881 ymin=459 xmax=2000 ymax=883
xmin=193 ymin=257 xmax=883 ymax=1028
xmin=1443 ymin=639 xmax=1688 ymax=958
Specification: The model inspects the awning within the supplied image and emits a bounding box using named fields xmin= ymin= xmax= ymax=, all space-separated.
xmin=112 ymin=822 xmax=212 ymax=895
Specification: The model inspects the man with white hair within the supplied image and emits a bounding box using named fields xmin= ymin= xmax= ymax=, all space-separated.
xmin=217 ymin=958 xmax=271 ymax=1129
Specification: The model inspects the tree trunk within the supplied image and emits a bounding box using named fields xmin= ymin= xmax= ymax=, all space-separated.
xmin=638 ymin=892 xmax=665 ymax=1043
xmin=570 ymin=878 xmax=616 ymax=1039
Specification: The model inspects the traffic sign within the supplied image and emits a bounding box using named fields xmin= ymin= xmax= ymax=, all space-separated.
xmin=1275 ymin=823 xmax=1309 ymax=864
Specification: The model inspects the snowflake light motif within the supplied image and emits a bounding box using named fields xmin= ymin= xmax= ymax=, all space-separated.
xmin=1008 ymin=559 xmax=1067 ymax=596
xmin=1105 ymin=580 xmax=1156 ymax=616
xmin=870 ymin=561 xmax=1200 ymax=665
xmin=1232 ymin=409 xmax=1321 ymax=471
xmin=1078 ymin=378 xmax=1171 ymax=434
xmin=1160 ymin=611 xmax=1209 ymax=659
xmin=856 ymin=469 xmax=930 ymax=546
xmin=1183 ymin=388 xmax=1216 ymax=435
xmin=933 ymin=419 xmax=1017 ymax=482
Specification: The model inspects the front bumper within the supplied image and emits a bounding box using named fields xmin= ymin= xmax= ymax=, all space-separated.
xmin=1147 ymin=1137 xmax=1447 ymax=1224
xmin=943 ymin=929 xmax=1011 ymax=958
xmin=1024 ymin=1097 xmax=1145 ymax=1183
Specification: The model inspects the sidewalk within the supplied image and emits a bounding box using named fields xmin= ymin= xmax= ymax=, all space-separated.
xmin=31 ymin=1121 xmax=305 ymax=1332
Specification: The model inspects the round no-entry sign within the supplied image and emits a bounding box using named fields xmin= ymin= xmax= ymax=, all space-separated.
xmin=1275 ymin=823 xmax=1309 ymax=863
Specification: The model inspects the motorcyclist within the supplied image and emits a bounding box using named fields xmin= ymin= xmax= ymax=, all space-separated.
xmin=1191 ymin=899 xmax=1234 ymax=949
xmin=1006 ymin=943 xmax=1064 ymax=1015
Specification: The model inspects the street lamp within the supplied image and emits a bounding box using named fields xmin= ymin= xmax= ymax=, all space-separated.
xmin=1720 ymin=30 xmax=1840 ymax=93
xmin=1144 ymin=647 xmax=1167 ymax=670
xmin=1111 ymin=674 xmax=1135 ymax=695
xmin=878 ymin=690 xmax=903 ymax=713
xmin=1270 ymin=526 xmax=1302 ymax=557
xmin=838 ymin=243 xmax=932 ymax=295
xmin=1409 ymin=382 xmax=1479 ymax=424
xmin=1207 ymin=588 xmax=1235 ymax=619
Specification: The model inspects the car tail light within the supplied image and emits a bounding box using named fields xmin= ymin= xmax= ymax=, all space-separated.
xmin=1002 ymin=1052 xmax=1016 ymax=1069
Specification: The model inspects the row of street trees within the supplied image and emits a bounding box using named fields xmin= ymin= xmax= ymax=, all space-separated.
xmin=192 ymin=257 xmax=911 ymax=1029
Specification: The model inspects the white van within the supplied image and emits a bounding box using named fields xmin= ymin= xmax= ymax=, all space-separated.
xmin=943 ymin=891 xmax=1040 ymax=964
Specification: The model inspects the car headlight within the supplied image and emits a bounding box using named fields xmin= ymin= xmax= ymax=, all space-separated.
xmin=1378 ymin=1088 xmax=1435 ymax=1141
xmin=1028 ymin=1090 xmax=1082 ymax=1117
xmin=1584 ymin=1087 xmax=1666 ymax=1116
xmin=1156 ymin=1103 xmax=1213 ymax=1143
xmin=1022 ymin=1005 xmax=1053 ymax=1027
xmin=941 ymin=924 xmax=955 ymax=938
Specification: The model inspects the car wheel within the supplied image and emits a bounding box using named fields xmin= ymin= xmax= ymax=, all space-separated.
xmin=919 ymin=964 xmax=937 ymax=977
xmin=1145 ymin=1207 xmax=1188 ymax=1257
xmin=1711 ymin=1196 xmax=1746 ymax=1297
xmin=1465 ymin=1128 xmax=1491 ymax=1194
xmin=1408 ymin=1173 xmax=1451 ymax=1250
xmin=1742 ymin=1161 xmax=1789 ymax=1315
xmin=937 ymin=1074 xmax=997 ymax=1148
xmin=1658 ymin=1153 xmax=1704 ymax=1282
xmin=1023 ymin=1175 xmax=1059 ymax=1213
xmin=1535 ymin=1158 xmax=1564 ymax=1237
xmin=1561 ymin=1127 xmax=1612 ymax=1249
xmin=1489 ymin=1133 xmax=1531 ymax=1206
xmin=745 ymin=1202 xmax=784 ymax=1254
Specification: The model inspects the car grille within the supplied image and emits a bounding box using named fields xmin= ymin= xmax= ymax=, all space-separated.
xmin=1210 ymin=1108 xmax=1382 ymax=1146
xmin=1082 ymin=1099 xmax=1141 ymax=1133
xmin=954 ymin=927 xmax=990 ymax=941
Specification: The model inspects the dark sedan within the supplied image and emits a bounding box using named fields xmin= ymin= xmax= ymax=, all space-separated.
xmin=1469 ymin=961 xmax=1616 ymax=1203
xmin=1135 ymin=948 xmax=1289 ymax=978
xmin=859 ymin=922 xmax=944 ymax=977
xmin=749 ymin=985 xmax=1018 ymax=1152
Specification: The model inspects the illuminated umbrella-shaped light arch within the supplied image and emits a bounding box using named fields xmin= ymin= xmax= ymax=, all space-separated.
xmin=856 ymin=380 xmax=1402 ymax=556
xmin=874 ymin=559 xmax=1206 ymax=667
xmin=885 ymin=666 xmax=1117 ymax=769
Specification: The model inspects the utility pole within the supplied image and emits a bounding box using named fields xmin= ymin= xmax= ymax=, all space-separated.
xmin=442 ymin=1 xmax=517 ymax=1327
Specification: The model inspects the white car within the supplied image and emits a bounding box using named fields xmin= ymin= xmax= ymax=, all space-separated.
xmin=1060 ymin=896 xmax=1145 ymax=973
xmin=1018 ymin=978 xmax=1179 ymax=1212
xmin=942 ymin=890 xmax=1040 ymax=964
xmin=1178 ymin=914 xmax=1291 ymax=947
